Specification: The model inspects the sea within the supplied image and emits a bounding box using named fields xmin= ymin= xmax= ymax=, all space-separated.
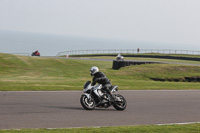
xmin=0 ymin=30 xmax=198 ymax=56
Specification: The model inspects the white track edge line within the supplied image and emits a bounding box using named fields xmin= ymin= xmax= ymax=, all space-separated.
xmin=156 ymin=121 xmax=200 ymax=126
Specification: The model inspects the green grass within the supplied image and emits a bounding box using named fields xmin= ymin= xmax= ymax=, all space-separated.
xmin=0 ymin=53 xmax=200 ymax=91
xmin=1 ymin=123 xmax=200 ymax=133
xmin=0 ymin=53 xmax=112 ymax=91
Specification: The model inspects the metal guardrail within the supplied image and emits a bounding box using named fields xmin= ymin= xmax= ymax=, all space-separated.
xmin=56 ymin=49 xmax=200 ymax=56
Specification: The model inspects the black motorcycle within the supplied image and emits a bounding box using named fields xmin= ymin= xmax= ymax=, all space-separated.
xmin=80 ymin=81 xmax=127 ymax=110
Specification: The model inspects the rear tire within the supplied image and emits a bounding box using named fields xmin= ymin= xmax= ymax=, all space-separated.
xmin=80 ymin=94 xmax=95 ymax=110
xmin=113 ymin=94 xmax=127 ymax=111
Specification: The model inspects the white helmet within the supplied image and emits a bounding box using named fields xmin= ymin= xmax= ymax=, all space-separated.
xmin=90 ymin=66 xmax=99 ymax=76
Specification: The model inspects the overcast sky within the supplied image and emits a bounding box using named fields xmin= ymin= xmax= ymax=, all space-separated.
xmin=0 ymin=0 xmax=200 ymax=48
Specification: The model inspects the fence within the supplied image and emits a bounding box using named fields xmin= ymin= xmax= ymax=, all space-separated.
xmin=56 ymin=49 xmax=200 ymax=56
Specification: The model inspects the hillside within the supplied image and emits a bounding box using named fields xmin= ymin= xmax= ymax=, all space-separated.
xmin=0 ymin=53 xmax=200 ymax=91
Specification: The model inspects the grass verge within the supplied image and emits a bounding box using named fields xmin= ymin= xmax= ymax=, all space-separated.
xmin=1 ymin=123 xmax=200 ymax=133
xmin=0 ymin=53 xmax=200 ymax=91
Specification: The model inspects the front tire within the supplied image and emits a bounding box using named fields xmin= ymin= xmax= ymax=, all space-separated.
xmin=113 ymin=94 xmax=127 ymax=111
xmin=80 ymin=94 xmax=95 ymax=110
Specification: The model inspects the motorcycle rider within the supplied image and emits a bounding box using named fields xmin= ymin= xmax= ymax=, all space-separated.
xmin=32 ymin=50 xmax=40 ymax=56
xmin=90 ymin=66 xmax=114 ymax=100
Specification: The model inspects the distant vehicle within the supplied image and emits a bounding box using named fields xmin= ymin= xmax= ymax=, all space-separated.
xmin=116 ymin=54 xmax=124 ymax=60
xmin=31 ymin=50 xmax=40 ymax=56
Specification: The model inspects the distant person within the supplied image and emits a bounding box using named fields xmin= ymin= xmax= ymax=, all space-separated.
xmin=137 ymin=48 xmax=140 ymax=53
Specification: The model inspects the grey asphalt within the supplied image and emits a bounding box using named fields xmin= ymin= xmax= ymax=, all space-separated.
xmin=0 ymin=90 xmax=200 ymax=129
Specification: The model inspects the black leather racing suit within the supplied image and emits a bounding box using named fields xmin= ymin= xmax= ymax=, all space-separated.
xmin=91 ymin=71 xmax=112 ymax=95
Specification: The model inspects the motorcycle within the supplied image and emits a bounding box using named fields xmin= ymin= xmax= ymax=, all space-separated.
xmin=116 ymin=54 xmax=124 ymax=61
xmin=31 ymin=51 xmax=40 ymax=56
xmin=80 ymin=81 xmax=127 ymax=110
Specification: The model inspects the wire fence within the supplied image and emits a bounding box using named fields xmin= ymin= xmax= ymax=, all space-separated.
xmin=56 ymin=49 xmax=200 ymax=56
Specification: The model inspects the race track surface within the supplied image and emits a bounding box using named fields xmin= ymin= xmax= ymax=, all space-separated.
xmin=0 ymin=90 xmax=200 ymax=129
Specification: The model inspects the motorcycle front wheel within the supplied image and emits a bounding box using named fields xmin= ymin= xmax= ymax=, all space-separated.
xmin=80 ymin=94 xmax=95 ymax=110
xmin=113 ymin=94 xmax=127 ymax=111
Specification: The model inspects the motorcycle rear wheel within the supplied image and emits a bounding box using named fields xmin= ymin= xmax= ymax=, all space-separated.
xmin=80 ymin=94 xmax=95 ymax=110
xmin=113 ymin=94 xmax=127 ymax=110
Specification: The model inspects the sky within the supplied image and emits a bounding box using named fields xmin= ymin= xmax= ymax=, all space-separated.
xmin=0 ymin=0 xmax=200 ymax=54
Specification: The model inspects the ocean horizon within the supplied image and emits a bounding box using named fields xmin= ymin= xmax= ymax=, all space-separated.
xmin=0 ymin=30 xmax=198 ymax=56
